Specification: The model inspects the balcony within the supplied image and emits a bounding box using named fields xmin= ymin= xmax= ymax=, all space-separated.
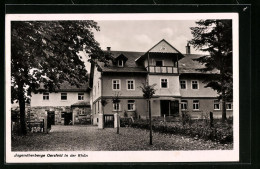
xmin=146 ymin=66 xmax=178 ymax=74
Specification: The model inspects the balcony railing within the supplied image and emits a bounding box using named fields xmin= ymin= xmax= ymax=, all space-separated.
xmin=146 ymin=66 xmax=178 ymax=74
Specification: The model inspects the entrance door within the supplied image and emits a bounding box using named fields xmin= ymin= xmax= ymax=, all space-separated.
xmin=161 ymin=100 xmax=170 ymax=116
xmin=47 ymin=111 xmax=55 ymax=125
xmin=171 ymin=100 xmax=179 ymax=116
xmin=104 ymin=115 xmax=114 ymax=128
xmin=64 ymin=112 xmax=72 ymax=125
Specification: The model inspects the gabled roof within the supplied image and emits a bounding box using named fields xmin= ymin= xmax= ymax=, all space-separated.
xmin=97 ymin=51 xmax=147 ymax=73
xmin=38 ymin=81 xmax=89 ymax=92
xmin=179 ymin=54 xmax=219 ymax=74
xmin=135 ymin=39 xmax=185 ymax=62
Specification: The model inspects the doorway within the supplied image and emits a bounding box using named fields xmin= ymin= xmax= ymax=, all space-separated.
xmin=104 ymin=115 xmax=114 ymax=128
xmin=160 ymin=100 xmax=179 ymax=116
xmin=47 ymin=111 xmax=55 ymax=125
xmin=64 ymin=112 xmax=72 ymax=125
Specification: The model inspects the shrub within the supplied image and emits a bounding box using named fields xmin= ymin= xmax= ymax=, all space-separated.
xmin=131 ymin=119 xmax=233 ymax=144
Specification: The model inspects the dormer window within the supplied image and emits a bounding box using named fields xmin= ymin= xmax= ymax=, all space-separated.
xmin=118 ymin=60 xmax=124 ymax=67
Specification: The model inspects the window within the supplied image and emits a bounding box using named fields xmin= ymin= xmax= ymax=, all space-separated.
xmin=193 ymin=100 xmax=199 ymax=110
xmin=161 ymin=79 xmax=168 ymax=88
xmin=61 ymin=93 xmax=67 ymax=100
xmin=113 ymin=103 xmax=120 ymax=111
xmin=214 ymin=100 xmax=220 ymax=110
xmin=112 ymin=79 xmax=120 ymax=90
xmin=127 ymin=80 xmax=135 ymax=90
xmin=191 ymin=80 xmax=199 ymax=89
xmin=43 ymin=93 xmax=49 ymax=100
xmin=181 ymin=100 xmax=188 ymax=110
xmin=78 ymin=109 xmax=86 ymax=115
xmin=156 ymin=60 xmax=163 ymax=66
xmin=180 ymin=80 xmax=186 ymax=89
xmin=128 ymin=100 xmax=135 ymax=111
xmin=78 ymin=93 xmax=84 ymax=100
xmin=61 ymin=112 xmax=65 ymax=118
xmin=226 ymin=103 xmax=232 ymax=110
xmin=118 ymin=60 xmax=124 ymax=67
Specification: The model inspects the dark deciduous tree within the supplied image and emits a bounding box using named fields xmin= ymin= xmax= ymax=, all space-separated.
xmin=190 ymin=20 xmax=233 ymax=120
xmin=139 ymin=83 xmax=156 ymax=145
xmin=11 ymin=21 xmax=111 ymax=135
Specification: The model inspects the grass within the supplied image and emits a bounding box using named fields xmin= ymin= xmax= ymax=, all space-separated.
xmin=12 ymin=125 xmax=232 ymax=151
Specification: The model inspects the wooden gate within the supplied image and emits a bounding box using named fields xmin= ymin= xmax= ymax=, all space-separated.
xmin=104 ymin=115 xmax=114 ymax=128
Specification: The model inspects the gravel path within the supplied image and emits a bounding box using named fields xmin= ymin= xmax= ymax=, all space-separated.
xmin=12 ymin=125 xmax=233 ymax=151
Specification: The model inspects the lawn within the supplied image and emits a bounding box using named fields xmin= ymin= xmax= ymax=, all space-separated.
xmin=12 ymin=125 xmax=233 ymax=151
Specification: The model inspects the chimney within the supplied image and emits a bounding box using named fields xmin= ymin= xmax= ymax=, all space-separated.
xmin=186 ymin=42 xmax=190 ymax=54
xmin=107 ymin=47 xmax=111 ymax=51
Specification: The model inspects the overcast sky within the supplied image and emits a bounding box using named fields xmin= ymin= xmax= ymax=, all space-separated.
xmin=94 ymin=20 xmax=206 ymax=54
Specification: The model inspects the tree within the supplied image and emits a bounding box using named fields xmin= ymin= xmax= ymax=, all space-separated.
xmin=139 ymin=83 xmax=156 ymax=145
xmin=11 ymin=21 xmax=112 ymax=135
xmin=190 ymin=19 xmax=232 ymax=121
xmin=112 ymin=92 xmax=121 ymax=134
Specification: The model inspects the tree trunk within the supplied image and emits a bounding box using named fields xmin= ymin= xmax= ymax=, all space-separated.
xmin=18 ymin=83 xmax=27 ymax=135
xmin=149 ymin=99 xmax=152 ymax=145
xmin=222 ymin=89 xmax=227 ymax=121
xmin=117 ymin=110 xmax=119 ymax=134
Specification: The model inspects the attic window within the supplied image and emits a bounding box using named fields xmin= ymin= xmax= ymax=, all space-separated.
xmin=118 ymin=60 xmax=124 ymax=67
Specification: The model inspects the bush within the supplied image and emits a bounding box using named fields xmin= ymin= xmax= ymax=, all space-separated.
xmin=131 ymin=119 xmax=233 ymax=144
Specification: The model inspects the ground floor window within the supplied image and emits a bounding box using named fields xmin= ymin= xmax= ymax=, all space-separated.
xmin=181 ymin=100 xmax=188 ymax=110
xmin=127 ymin=100 xmax=135 ymax=111
xmin=43 ymin=92 xmax=49 ymax=100
xmin=193 ymin=100 xmax=199 ymax=110
xmin=226 ymin=103 xmax=232 ymax=110
xmin=113 ymin=103 xmax=120 ymax=111
xmin=214 ymin=100 xmax=220 ymax=110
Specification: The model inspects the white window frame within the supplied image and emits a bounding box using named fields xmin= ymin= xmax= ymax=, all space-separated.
xmin=126 ymin=79 xmax=135 ymax=90
xmin=113 ymin=103 xmax=121 ymax=111
xmin=160 ymin=78 xmax=168 ymax=88
xmin=226 ymin=103 xmax=232 ymax=110
xmin=112 ymin=79 xmax=121 ymax=90
xmin=43 ymin=92 xmax=49 ymax=100
xmin=127 ymin=100 xmax=135 ymax=111
xmin=78 ymin=93 xmax=84 ymax=100
xmin=180 ymin=80 xmax=187 ymax=89
xmin=181 ymin=100 xmax=188 ymax=110
xmin=214 ymin=100 xmax=220 ymax=110
xmin=61 ymin=93 xmax=67 ymax=101
xmin=191 ymin=80 xmax=199 ymax=89
xmin=193 ymin=100 xmax=200 ymax=110
xmin=118 ymin=60 xmax=124 ymax=67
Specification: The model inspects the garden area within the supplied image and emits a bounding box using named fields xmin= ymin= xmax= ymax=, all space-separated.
xmin=12 ymin=125 xmax=232 ymax=151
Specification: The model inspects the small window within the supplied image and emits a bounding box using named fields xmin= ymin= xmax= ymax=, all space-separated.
xmin=78 ymin=109 xmax=86 ymax=116
xmin=61 ymin=93 xmax=67 ymax=100
xmin=181 ymin=100 xmax=188 ymax=110
xmin=78 ymin=93 xmax=84 ymax=100
xmin=112 ymin=79 xmax=120 ymax=90
xmin=113 ymin=103 xmax=120 ymax=111
xmin=226 ymin=103 xmax=232 ymax=110
xmin=192 ymin=80 xmax=199 ymax=89
xmin=127 ymin=80 xmax=135 ymax=90
xmin=61 ymin=112 xmax=65 ymax=118
xmin=128 ymin=100 xmax=135 ymax=111
xmin=156 ymin=60 xmax=163 ymax=66
xmin=214 ymin=100 xmax=220 ymax=110
xmin=180 ymin=80 xmax=186 ymax=89
xmin=161 ymin=79 xmax=168 ymax=88
xmin=118 ymin=60 xmax=124 ymax=67
xmin=193 ymin=100 xmax=199 ymax=110
xmin=43 ymin=93 xmax=49 ymax=100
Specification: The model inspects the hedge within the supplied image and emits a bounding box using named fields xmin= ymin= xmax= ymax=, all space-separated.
xmin=131 ymin=119 xmax=233 ymax=144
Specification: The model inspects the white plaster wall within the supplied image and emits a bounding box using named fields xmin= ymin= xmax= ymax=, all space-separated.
xmin=92 ymin=66 xmax=102 ymax=102
xmin=31 ymin=92 xmax=90 ymax=107
xmin=148 ymin=75 xmax=181 ymax=97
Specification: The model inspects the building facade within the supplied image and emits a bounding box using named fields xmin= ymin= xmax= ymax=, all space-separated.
xmin=90 ymin=39 xmax=233 ymax=127
xmin=30 ymin=82 xmax=91 ymax=125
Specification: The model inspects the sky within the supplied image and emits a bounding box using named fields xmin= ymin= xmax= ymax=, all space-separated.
xmin=81 ymin=20 xmax=208 ymax=72
xmin=93 ymin=20 xmax=205 ymax=54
